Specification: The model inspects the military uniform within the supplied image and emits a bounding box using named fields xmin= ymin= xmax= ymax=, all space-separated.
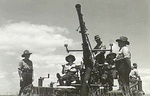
xmin=18 ymin=50 xmax=33 ymax=95
xmin=57 ymin=55 xmax=78 ymax=86
xmin=129 ymin=63 xmax=140 ymax=91
xmin=102 ymin=53 xmax=116 ymax=91
xmin=115 ymin=36 xmax=131 ymax=96
xmin=93 ymin=35 xmax=106 ymax=83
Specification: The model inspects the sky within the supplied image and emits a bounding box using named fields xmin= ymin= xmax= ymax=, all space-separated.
xmin=0 ymin=0 xmax=150 ymax=95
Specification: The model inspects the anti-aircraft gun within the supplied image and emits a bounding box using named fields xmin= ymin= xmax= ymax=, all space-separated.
xmin=75 ymin=4 xmax=95 ymax=96
xmin=64 ymin=4 xmax=145 ymax=96
xmin=64 ymin=4 xmax=113 ymax=96
xmin=19 ymin=4 xmax=145 ymax=96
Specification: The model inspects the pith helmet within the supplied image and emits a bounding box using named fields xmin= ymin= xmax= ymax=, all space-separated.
xmin=21 ymin=50 xmax=32 ymax=57
xmin=65 ymin=54 xmax=75 ymax=62
xmin=116 ymin=36 xmax=130 ymax=45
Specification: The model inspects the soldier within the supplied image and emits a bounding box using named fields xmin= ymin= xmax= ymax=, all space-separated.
xmin=129 ymin=63 xmax=141 ymax=91
xmin=94 ymin=35 xmax=106 ymax=64
xmin=57 ymin=54 xmax=78 ymax=86
xmin=93 ymin=35 xmax=106 ymax=83
xmin=115 ymin=36 xmax=131 ymax=96
xmin=102 ymin=53 xmax=116 ymax=91
xmin=18 ymin=50 xmax=33 ymax=95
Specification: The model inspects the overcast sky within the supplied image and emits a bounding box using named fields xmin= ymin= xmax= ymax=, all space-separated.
xmin=0 ymin=0 xmax=150 ymax=95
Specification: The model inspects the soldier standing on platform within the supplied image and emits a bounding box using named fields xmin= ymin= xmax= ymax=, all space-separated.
xmin=94 ymin=35 xmax=106 ymax=64
xmin=93 ymin=35 xmax=106 ymax=83
xmin=115 ymin=36 xmax=131 ymax=96
xmin=18 ymin=50 xmax=34 ymax=95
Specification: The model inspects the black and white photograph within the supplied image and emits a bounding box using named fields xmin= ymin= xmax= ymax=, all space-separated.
xmin=0 ymin=0 xmax=149 ymax=96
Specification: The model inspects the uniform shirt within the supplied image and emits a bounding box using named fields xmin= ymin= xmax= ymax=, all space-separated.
xmin=94 ymin=43 xmax=106 ymax=64
xmin=129 ymin=68 xmax=139 ymax=78
xmin=94 ymin=43 xmax=106 ymax=53
xmin=63 ymin=63 xmax=76 ymax=74
xmin=116 ymin=46 xmax=131 ymax=60
xmin=18 ymin=60 xmax=33 ymax=72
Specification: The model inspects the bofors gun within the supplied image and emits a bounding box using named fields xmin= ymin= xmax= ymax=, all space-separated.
xmin=64 ymin=4 xmax=113 ymax=96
